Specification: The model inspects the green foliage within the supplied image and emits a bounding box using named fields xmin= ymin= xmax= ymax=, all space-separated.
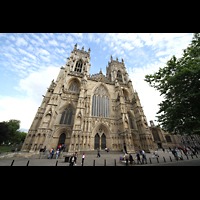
xmin=1 ymin=119 xmax=27 ymax=144
xmin=144 ymin=33 xmax=200 ymax=136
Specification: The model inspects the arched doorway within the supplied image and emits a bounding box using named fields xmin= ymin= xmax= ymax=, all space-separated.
xmin=94 ymin=133 xmax=100 ymax=149
xmin=101 ymin=133 xmax=106 ymax=149
xmin=58 ymin=133 xmax=66 ymax=147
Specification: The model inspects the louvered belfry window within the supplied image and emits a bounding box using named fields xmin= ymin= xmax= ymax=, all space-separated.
xmin=92 ymin=85 xmax=109 ymax=118
xmin=74 ymin=60 xmax=82 ymax=72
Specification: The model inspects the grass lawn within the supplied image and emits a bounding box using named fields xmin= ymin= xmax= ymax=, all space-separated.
xmin=0 ymin=145 xmax=22 ymax=153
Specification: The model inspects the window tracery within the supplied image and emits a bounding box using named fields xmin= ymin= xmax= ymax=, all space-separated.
xmin=68 ymin=81 xmax=79 ymax=92
xmin=60 ymin=106 xmax=72 ymax=125
xmin=92 ymin=85 xmax=110 ymax=118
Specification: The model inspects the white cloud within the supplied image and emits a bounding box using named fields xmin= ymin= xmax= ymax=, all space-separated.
xmin=121 ymin=42 xmax=134 ymax=51
xmin=37 ymin=48 xmax=50 ymax=55
xmin=0 ymin=96 xmax=38 ymax=131
xmin=55 ymin=48 xmax=65 ymax=54
xmin=18 ymin=48 xmax=36 ymax=60
xmin=16 ymin=37 xmax=28 ymax=46
xmin=17 ymin=66 xmax=60 ymax=105
xmin=48 ymin=39 xmax=59 ymax=46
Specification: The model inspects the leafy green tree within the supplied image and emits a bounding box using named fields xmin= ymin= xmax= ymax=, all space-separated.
xmin=144 ymin=33 xmax=200 ymax=136
xmin=0 ymin=122 xmax=9 ymax=145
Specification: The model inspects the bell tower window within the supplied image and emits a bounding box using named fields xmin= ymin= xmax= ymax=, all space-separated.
xmin=74 ymin=60 xmax=83 ymax=72
xmin=117 ymin=70 xmax=122 ymax=82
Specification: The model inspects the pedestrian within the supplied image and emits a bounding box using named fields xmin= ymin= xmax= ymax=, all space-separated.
xmin=51 ymin=148 xmax=55 ymax=159
xmin=125 ymin=154 xmax=129 ymax=166
xmin=129 ymin=154 xmax=135 ymax=165
xmin=43 ymin=146 xmax=46 ymax=155
xmin=81 ymin=152 xmax=85 ymax=166
xmin=56 ymin=149 xmax=59 ymax=159
xmin=136 ymin=151 xmax=142 ymax=164
xmin=63 ymin=144 xmax=66 ymax=152
xmin=69 ymin=154 xmax=75 ymax=166
xmin=142 ymin=150 xmax=147 ymax=164
xmin=48 ymin=148 xmax=53 ymax=159
xmin=97 ymin=148 xmax=100 ymax=158
xmin=74 ymin=152 xmax=77 ymax=165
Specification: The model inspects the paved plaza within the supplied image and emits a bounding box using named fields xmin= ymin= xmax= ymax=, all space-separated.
xmin=0 ymin=149 xmax=200 ymax=166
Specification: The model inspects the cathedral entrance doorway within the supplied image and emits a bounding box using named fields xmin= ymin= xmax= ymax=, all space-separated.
xmin=101 ymin=133 xmax=106 ymax=149
xmin=58 ymin=133 xmax=66 ymax=147
xmin=94 ymin=130 xmax=107 ymax=150
xmin=94 ymin=133 xmax=100 ymax=149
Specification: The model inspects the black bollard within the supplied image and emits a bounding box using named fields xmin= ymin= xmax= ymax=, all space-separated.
xmin=149 ymin=157 xmax=152 ymax=164
xmin=11 ymin=159 xmax=15 ymax=166
xmin=191 ymin=154 xmax=193 ymax=159
xmin=187 ymin=155 xmax=189 ymax=160
xmin=114 ymin=159 xmax=116 ymax=166
xmin=93 ymin=160 xmax=95 ymax=166
xmin=163 ymin=157 xmax=166 ymax=162
xmin=169 ymin=156 xmax=172 ymax=162
xmin=26 ymin=160 xmax=30 ymax=166
xmin=156 ymin=157 xmax=159 ymax=163
xmin=196 ymin=154 xmax=198 ymax=158
xmin=55 ymin=160 xmax=58 ymax=166
xmin=104 ymin=159 xmax=106 ymax=166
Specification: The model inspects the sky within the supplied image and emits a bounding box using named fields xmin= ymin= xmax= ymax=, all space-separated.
xmin=0 ymin=33 xmax=194 ymax=132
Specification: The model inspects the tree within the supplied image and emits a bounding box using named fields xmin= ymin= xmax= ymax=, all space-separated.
xmin=0 ymin=122 xmax=9 ymax=145
xmin=144 ymin=33 xmax=200 ymax=136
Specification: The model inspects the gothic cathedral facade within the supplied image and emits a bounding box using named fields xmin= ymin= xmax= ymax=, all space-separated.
xmin=21 ymin=44 xmax=156 ymax=153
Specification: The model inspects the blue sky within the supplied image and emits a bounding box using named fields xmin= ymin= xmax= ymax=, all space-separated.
xmin=0 ymin=33 xmax=194 ymax=132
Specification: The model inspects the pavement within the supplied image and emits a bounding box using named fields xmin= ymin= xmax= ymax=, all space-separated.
xmin=0 ymin=149 xmax=200 ymax=166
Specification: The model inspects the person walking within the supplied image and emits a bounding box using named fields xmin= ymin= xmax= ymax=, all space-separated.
xmin=129 ymin=154 xmax=135 ymax=165
xmin=97 ymin=148 xmax=100 ymax=158
xmin=48 ymin=148 xmax=53 ymax=159
xmin=136 ymin=151 xmax=142 ymax=164
xmin=69 ymin=154 xmax=75 ymax=166
xmin=43 ymin=146 xmax=46 ymax=155
xmin=142 ymin=150 xmax=147 ymax=164
xmin=51 ymin=148 xmax=55 ymax=159
xmin=74 ymin=152 xmax=77 ymax=165
xmin=81 ymin=152 xmax=85 ymax=166
xmin=56 ymin=149 xmax=59 ymax=159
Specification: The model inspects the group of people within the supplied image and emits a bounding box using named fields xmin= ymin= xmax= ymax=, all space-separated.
xmin=46 ymin=144 xmax=66 ymax=159
xmin=169 ymin=146 xmax=199 ymax=160
xmin=69 ymin=152 xmax=85 ymax=166
xmin=121 ymin=149 xmax=148 ymax=166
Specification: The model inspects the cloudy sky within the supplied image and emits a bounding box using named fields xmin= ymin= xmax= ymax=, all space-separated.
xmin=0 ymin=33 xmax=194 ymax=132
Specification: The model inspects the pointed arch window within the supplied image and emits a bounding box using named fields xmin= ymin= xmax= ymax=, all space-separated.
xmin=92 ymin=85 xmax=110 ymax=118
xmin=74 ymin=60 xmax=82 ymax=72
xmin=69 ymin=81 xmax=79 ymax=92
xmin=128 ymin=113 xmax=134 ymax=129
xmin=60 ymin=106 xmax=72 ymax=125
xmin=117 ymin=70 xmax=122 ymax=82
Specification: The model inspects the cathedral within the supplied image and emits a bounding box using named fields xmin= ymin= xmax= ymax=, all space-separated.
xmin=21 ymin=44 xmax=179 ymax=153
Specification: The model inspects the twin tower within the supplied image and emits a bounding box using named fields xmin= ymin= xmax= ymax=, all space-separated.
xmin=21 ymin=44 xmax=155 ymax=153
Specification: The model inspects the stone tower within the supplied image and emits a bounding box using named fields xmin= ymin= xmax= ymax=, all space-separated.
xmin=21 ymin=44 xmax=154 ymax=153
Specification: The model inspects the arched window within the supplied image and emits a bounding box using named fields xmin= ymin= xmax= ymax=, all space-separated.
xmin=117 ymin=70 xmax=122 ymax=82
xmin=60 ymin=106 xmax=72 ymax=125
xmin=152 ymin=129 xmax=161 ymax=141
xmin=74 ymin=60 xmax=82 ymax=72
xmin=68 ymin=81 xmax=79 ymax=92
xmin=92 ymin=85 xmax=110 ymax=118
xmin=123 ymin=89 xmax=128 ymax=101
xmin=128 ymin=113 xmax=134 ymax=129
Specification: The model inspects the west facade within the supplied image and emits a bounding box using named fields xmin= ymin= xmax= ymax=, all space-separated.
xmin=21 ymin=44 xmax=177 ymax=153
